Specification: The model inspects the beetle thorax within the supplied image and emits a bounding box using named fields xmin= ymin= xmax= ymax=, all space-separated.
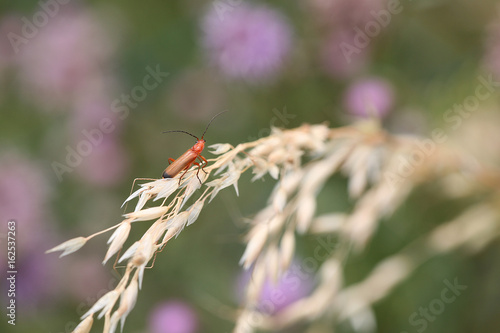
xmin=192 ymin=140 xmax=205 ymax=154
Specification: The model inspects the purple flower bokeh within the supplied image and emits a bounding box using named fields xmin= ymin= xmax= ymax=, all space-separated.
xmin=0 ymin=152 xmax=51 ymax=252
xmin=14 ymin=251 xmax=59 ymax=310
xmin=236 ymin=260 xmax=314 ymax=314
xmin=483 ymin=21 xmax=500 ymax=80
xmin=202 ymin=4 xmax=292 ymax=83
xmin=0 ymin=152 xmax=60 ymax=310
xmin=149 ymin=300 xmax=199 ymax=333
xmin=4 ymin=6 xmax=129 ymax=186
xmin=16 ymin=8 xmax=118 ymax=111
xmin=343 ymin=77 xmax=395 ymax=118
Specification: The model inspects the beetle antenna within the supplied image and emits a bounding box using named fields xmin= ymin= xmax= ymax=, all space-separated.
xmin=162 ymin=130 xmax=199 ymax=140
xmin=201 ymin=111 xmax=227 ymax=139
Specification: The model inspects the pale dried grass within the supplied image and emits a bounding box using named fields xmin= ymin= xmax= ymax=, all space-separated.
xmin=47 ymin=120 xmax=500 ymax=333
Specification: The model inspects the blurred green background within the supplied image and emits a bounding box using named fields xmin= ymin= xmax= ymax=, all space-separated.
xmin=1 ymin=0 xmax=500 ymax=332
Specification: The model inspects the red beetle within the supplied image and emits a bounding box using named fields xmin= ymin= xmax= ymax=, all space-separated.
xmin=162 ymin=111 xmax=226 ymax=183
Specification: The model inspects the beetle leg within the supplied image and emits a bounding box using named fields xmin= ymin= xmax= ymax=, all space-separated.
xmin=193 ymin=162 xmax=203 ymax=184
xmin=168 ymin=158 xmax=175 ymax=165
xmin=178 ymin=163 xmax=192 ymax=185
xmin=198 ymin=155 xmax=208 ymax=174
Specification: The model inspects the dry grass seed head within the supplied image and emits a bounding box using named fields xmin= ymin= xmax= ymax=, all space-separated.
xmin=72 ymin=315 xmax=94 ymax=333
xmin=46 ymin=236 xmax=87 ymax=257
xmin=103 ymin=222 xmax=131 ymax=264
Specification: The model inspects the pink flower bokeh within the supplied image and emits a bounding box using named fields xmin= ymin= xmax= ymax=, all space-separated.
xmin=149 ymin=300 xmax=199 ymax=333
xmin=16 ymin=8 xmax=118 ymax=111
xmin=343 ymin=77 xmax=395 ymax=118
xmin=202 ymin=4 xmax=292 ymax=83
xmin=236 ymin=260 xmax=315 ymax=314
